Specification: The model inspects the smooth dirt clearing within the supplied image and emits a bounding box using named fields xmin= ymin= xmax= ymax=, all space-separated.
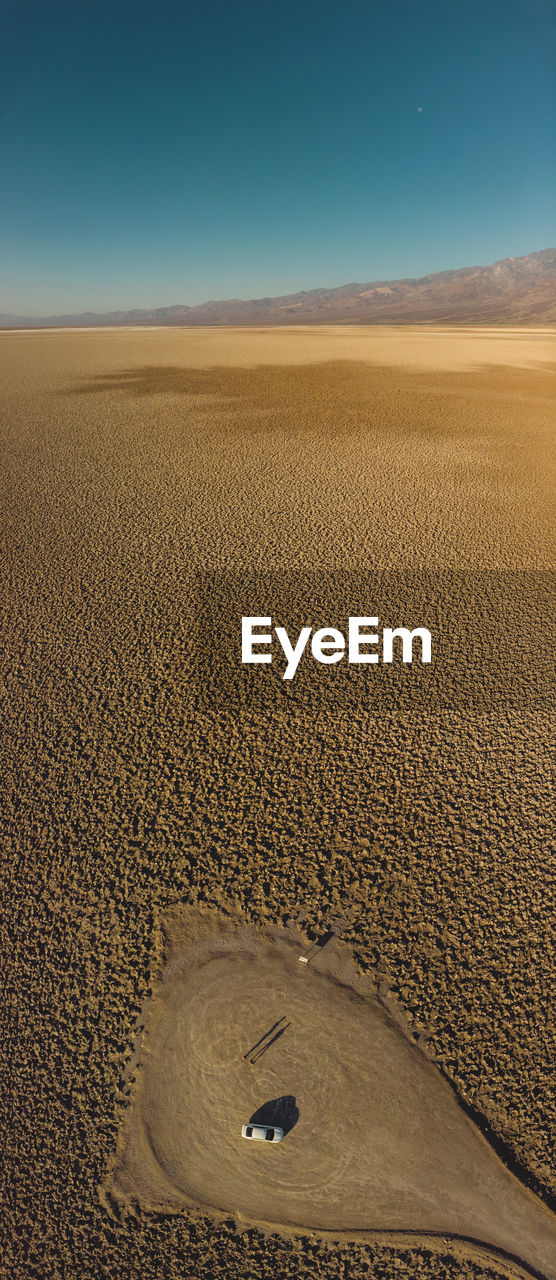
xmin=111 ymin=919 xmax=556 ymax=1280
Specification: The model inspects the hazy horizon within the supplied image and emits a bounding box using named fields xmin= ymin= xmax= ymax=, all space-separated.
xmin=0 ymin=245 xmax=552 ymax=319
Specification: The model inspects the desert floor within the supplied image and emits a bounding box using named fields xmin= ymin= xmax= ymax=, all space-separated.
xmin=1 ymin=326 xmax=554 ymax=1280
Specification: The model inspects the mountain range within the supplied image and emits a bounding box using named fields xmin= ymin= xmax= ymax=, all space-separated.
xmin=2 ymin=249 xmax=555 ymax=328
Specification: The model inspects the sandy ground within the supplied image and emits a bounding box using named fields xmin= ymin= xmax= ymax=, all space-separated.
xmin=3 ymin=322 xmax=553 ymax=371
xmin=1 ymin=326 xmax=555 ymax=1280
xmin=110 ymin=912 xmax=556 ymax=1280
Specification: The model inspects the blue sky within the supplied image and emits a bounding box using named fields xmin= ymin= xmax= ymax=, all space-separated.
xmin=1 ymin=0 xmax=554 ymax=313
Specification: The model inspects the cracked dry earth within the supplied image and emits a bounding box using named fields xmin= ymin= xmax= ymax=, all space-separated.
xmin=1 ymin=325 xmax=555 ymax=1280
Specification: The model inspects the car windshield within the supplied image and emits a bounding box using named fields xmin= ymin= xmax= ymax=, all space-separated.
xmin=264 ymin=1129 xmax=275 ymax=1141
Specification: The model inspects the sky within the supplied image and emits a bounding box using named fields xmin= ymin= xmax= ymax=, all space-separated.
xmin=0 ymin=0 xmax=554 ymax=314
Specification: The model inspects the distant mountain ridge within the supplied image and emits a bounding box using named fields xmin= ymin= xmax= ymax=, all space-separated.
xmin=2 ymin=249 xmax=555 ymax=327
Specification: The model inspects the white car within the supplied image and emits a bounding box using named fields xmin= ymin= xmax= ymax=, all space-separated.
xmin=241 ymin=1123 xmax=284 ymax=1143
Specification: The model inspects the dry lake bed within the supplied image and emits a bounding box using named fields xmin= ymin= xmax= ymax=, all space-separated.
xmin=1 ymin=325 xmax=554 ymax=1280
